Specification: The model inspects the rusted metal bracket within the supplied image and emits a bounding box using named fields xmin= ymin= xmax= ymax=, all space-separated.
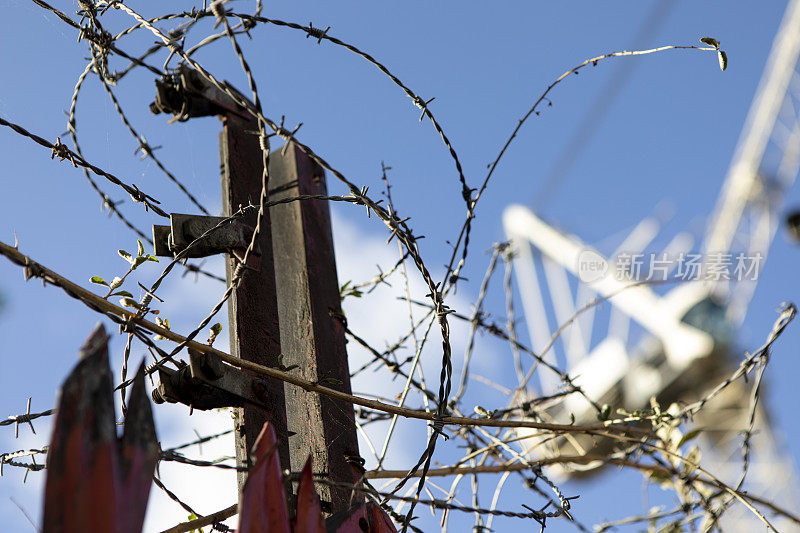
xmin=151 ymin=364 xmax=239 ymax=410
xmin=152 ymin=213 xmax=256 ymax=258
xmin=152 ymin=348 xmax=270 ymax=411
xmin=149 ymin=64 xmax=250 ymax=122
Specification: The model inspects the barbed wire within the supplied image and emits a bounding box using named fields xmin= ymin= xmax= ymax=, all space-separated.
xmin=0 ymin=115 xmax=167 ymax=216
xmin=0 ymin=239 xmax=649 ymax=437
xmin=3 ymin=1 xmax=794 ymax=530
xmin=0 ymin=447 xmax=48 ymax=479
xmin=1 ymin=399 xmax=55 ymax=438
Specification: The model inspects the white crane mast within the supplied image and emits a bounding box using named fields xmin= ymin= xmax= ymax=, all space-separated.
xmin=704 ymin=0 xmax=800 ymax=323
xmin=503 ymin=1 xmax=800 ymax=529
xmin=705 ymin=0 xmax=800 ymax=260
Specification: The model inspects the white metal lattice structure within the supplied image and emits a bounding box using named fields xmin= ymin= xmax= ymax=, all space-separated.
xmin=504 ymin=0 xmax=800 ymax=529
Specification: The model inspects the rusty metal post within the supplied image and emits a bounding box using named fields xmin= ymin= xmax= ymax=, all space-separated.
xmin=169 ymin=72 xmax=361 ymax=513
xmin=150 ymin=67 xmax=368 ymax=522
xmin=219 ymin=114 xmax=290 ymax=491
xmin=267 ymin=143 xmax=362 ymax=514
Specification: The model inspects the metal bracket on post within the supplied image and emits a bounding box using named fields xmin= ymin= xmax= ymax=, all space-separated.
xmin=152 ymin=348 xmax=271 ymax=411
xmin=152 ymin=213 xmax=257 ymax=259
xmin=149 ymin=64 xmax=250 ymax=123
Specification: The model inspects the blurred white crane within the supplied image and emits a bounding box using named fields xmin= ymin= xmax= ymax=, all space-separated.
xmin=504 ymin=0 xmax=800 ymax=529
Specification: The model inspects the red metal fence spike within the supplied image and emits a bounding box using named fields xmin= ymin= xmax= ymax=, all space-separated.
xmin=366 ymin=502 xmax=399 ymax=533
xmin=237 ymin=422 xmax=291 ymax=533
xmin=292 ymin=457 xmax=325 ymax=533
xmin=329 ymin=502 xmax=399 ymax=533
xmin=117 ymin=363 xmax=159 ymax=533
xmin=43 ymin=323 xmax=118 ymax=533
xmin=329 ymin=504 xmax=369 ymax=533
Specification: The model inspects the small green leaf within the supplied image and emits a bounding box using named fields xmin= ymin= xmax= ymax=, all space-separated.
xmin=146 ymin=255 xmax=159 ymax=262
xmin=339 ymin=279 xmax=363 ymax=300
xmin=474 ymin=405 xmax=491 ymax=417
xmin=111 ymin=290 xmax=133 ymax=298
xmin=131 ymin=256 xmax=148 ymax=270
xmin=700 ymin=37 xmax=720 ymax=49
xmin=137 ymin=239 xmax=145 ymax=257
xmin=339 ymin=280 xmax=352 ymax=302
xmin=718 ymin=50 xmax=728 ymax=71
xmin=154 ymin=316 xmax=170 ymax=340
xmin=275 ymin=353 xmax=298 ymax=371
xmin=648 ymin=469 xmax=674 ymax=490
xmin=677 ymin=428 xmax=703 ymax=448
xmin=90 ymin=276 xmax=109 ymax=287
xmin=110 ymin=276 xmax=123 ymax=289
xmin=186 ymin=513 xmax=203 ymax=533
xmin=597 ymin=404 xmax=612 ymax=421
xmin=682 ymin=446 xmax=702 ymax=475
xmin=207 ymin=323 xmax=222 ymax=345
xmin=118 ymin=249 xmax=134 ymax=264
xmin=119 ymin=297 xmax=141 ymax=309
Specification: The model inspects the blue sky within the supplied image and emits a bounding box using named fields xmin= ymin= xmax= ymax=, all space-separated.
xmin=1 ymin=1 xmax=799 ymax=531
